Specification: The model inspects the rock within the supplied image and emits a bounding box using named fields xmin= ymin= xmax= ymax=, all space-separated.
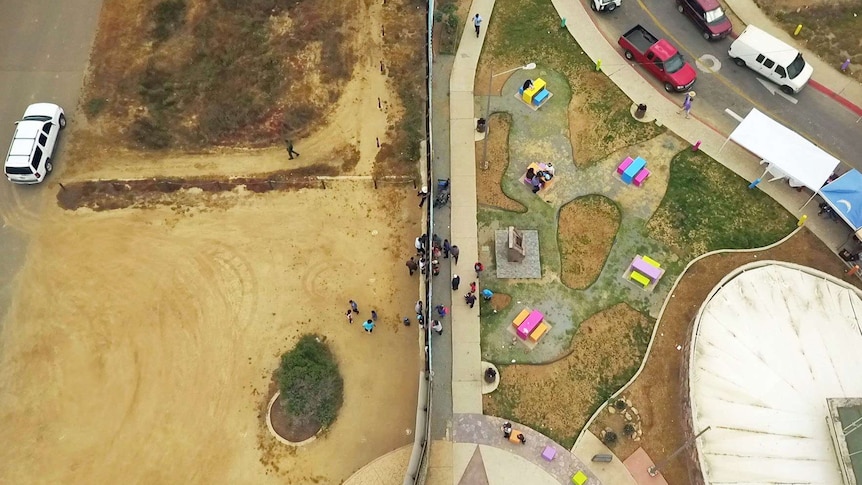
xmin=633 ymin=435 xmax=641 ymax=441
xmin=624 ymin=412 xmax=632 ymax=421
xmin=631 ymin=407 xmax=639 ymax=415
xmin=608 ymin=406 xmax=616 ymax=414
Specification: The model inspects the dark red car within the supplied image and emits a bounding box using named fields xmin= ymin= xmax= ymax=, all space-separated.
xmin=677 ymin=0 xmax=733 ymax=40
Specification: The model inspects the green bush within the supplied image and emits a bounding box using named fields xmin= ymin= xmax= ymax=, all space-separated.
xmin=277 ymin=334 xmax=344 ymax=430
xmin=150 ymin=0 xmax=187 ymax=41
xmin=84 ymin=98 xmax=108 ymax=118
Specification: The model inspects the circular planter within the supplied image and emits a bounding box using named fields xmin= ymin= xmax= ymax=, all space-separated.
xmin=265 ymin=391 xmax=319 ymax=447
xmin=481 ymin=361 xmax=500 ymax=394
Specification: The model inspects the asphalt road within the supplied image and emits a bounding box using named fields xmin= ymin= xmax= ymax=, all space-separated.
xmin=0 ymin=0 xmax=103 ymax=316
xmin=591 ymin=0 xmax=862 ymax=170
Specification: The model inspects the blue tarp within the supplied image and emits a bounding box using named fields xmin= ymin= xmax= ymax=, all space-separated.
xmin=821 ymin=170 xmax=862 ymax=230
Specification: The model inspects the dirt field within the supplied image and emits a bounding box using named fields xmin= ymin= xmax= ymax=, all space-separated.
xmin=0 ymin=184 xmax=421 ymax=484
xmin=558 ymin=196 xmax=620 ymax=289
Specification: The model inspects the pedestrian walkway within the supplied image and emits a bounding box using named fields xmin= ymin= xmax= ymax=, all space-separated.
xmin=452 ymin=414 xmax=597 ymax=484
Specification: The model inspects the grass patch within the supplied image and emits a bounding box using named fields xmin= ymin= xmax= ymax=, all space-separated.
xmin=278 ymin=334 xmax=344 ymax=432
xmin=483 ymin=303 xmax=652 ymax=449
xmin=647 ymin=149 xmax=797 ymax=258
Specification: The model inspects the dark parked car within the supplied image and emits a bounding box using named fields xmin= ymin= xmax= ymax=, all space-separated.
xmin=677 ymin=0 xmax=732 ymax=40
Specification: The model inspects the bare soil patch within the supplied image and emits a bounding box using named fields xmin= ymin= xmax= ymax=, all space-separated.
xmin=559 ymin=196 xmax=620 ymax=289
xmin=0 ymin=185 xmax=421 ymax=484
xmin=483 ymin=303 xmax=651 ymax=449
xmin=476 ymin=113 xmax=527 ymax=212
xmin=589 ymin=228 xmax=862 ymax=485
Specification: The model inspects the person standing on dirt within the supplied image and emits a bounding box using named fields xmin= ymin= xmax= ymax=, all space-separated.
xmin=418 ymin=187 xmax=429 ymax=207
xmin=406 ymin=257 xmax=419 ymax=276
xmin=363 ymin=319 xmax=375 ymax=333
xmin=346 ymin=309 xmax=354 ymax=324
xmin=473 ymin=14 xmax=482 ymax=37
xmin=285 ymin=139 xmax=300 ymax=159
xmin=350 ymin=300 xmax=359 ymax=314
xmin=371 ymin=310 xmax=378 ymax=322
xmin=450 ymin=245 xmax=460 ymax=264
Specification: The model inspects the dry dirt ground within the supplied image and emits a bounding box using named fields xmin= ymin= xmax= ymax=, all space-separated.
xmin=558 ymin=196 xmax=620 ymax=290
xmin=0 ymin=185 xmax=421 ymax=484
xmin=476 ymin=113 xmax=526 ymax=212
xmin=0 ymin=0 xmax=425 ymax=483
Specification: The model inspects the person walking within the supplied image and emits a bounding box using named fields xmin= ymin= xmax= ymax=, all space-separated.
xmin=443 ymin=239 xmax=451 ymax=258
xmin=349 ymin=300 xmax=359 ymax=313
xmin=435 ymin=305 xmax=448 ymax=317
xmin=678 ymin=91 xmax=696 ymax=119
xmin=285 ymin=139 xmax=300 ymax=159
xmin=473 ymin=13 xmax=482 ymax=37
xmin=346 ymin=310 xmax=354 ymax=324
xmin=363 ymin=319 xmax=375 ymax=333
xmin=452 ymin=274 xmax=461 ymax=291
xmin=470 ymin=281 xmax=477 ymax=294
xmin=450 ymin=245 xmax=460 ymax=264
xmin=417 ymin=187 xmax=429 ymax=207
xmin=465 ymin=292 xmax=477 ymax=308
xmin=431 ymin=319 xmax=443 ymax=336
xmin=474 ymin=261 xmax=484 ymax=279
xmin=406 ymin=257 xmax=418 ymax=276
xmin=371 ymin=310 xmax=378 ymax=321
xmin=502 ymin=421 xmax=513 ymax=439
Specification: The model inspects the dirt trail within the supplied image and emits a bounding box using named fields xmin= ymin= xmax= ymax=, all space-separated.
xmin=0 ymin=184 xmax=420 ymax=484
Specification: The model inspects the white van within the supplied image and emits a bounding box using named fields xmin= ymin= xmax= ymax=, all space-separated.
xmin=728 ymin=25 xmax=813 ymax=94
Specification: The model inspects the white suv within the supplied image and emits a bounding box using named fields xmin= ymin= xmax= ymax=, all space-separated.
xmin=4 ymin=103 xmax=66 ymax=184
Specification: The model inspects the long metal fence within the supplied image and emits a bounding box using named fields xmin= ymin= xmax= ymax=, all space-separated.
xmin=402 ymin=0 xmax=435 ymax=482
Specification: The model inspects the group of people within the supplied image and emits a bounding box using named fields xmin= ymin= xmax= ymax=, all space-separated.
xmin=525 ymin=163 xmax=555 ymax=194
xmin=345 ymin=299 xmax=379 ymax=334
xmin=407 ymin=233 xmax=460 ymax=278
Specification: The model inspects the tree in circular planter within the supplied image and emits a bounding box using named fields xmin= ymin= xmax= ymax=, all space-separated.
xmin=275 ymin=334 xmax=344 ymax=440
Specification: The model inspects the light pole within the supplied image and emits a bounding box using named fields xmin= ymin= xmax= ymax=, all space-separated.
xmin=481 ymin=62 xmax=536 ymax=170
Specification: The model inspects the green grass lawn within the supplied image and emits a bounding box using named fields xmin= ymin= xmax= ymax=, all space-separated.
xmin=647 ymin=149 xmax=798 ymax=258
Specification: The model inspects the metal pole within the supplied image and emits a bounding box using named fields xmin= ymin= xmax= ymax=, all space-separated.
xmin=648 ymin=426 xmax=711 ymax=477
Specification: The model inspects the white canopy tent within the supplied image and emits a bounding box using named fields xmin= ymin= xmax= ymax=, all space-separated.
xmin=722 ymin=108 xmax=840 ymax=197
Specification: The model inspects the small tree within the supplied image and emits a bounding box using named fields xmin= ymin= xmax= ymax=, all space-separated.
xmin=277 ymin=334 xmax=344 ymax=431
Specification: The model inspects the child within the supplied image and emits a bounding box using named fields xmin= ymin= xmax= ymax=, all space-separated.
xmin=371 ymin=310 xmax=378 ymax=321
xmin=349 ymin=300 xmax=359 ymax=313
xmin=346 ymin=310 xmax=354 ymax=324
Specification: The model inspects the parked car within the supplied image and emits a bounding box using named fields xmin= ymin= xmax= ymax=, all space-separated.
xmin=4 ymin=103 xmax=66 ymax=184
xmin=618 ymin=25 xmax=697 ymax=92
xmin=728 ymin=24 xmax=813 ymax=94
xmin=591 ymin=0 xmax=621 ymax=12
xmin=676 ymin=0 xmax=733 ymax=40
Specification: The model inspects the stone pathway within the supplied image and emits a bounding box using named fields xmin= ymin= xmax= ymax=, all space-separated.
xmin=453 ymin=413 xmax=598 ymax=484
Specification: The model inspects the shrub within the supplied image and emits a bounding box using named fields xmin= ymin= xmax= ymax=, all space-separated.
xmin=130 ymin=116 xmax=171 ymax=149
xmin=84 ymin=98 xmax=108 ymax=118
xmin=277 ymin=334 xmax=344 ymax=430
xmin=150 ymin=0 xmax=187 ymax=41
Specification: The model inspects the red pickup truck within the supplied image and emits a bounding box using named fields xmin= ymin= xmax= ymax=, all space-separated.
xmin=618 ymin=25 xmax=697 ymax=93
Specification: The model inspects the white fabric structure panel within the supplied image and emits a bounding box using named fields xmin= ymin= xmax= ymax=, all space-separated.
xmin=690 ymin=265 xmax=862 ymax=484
xmin=728 ymin=109 xmax=840 ymax=192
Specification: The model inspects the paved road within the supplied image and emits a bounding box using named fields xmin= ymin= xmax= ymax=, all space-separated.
xmin=0 ymin=0 xmax=103 ymax=317
xmin=590 ymin=0 xmax=862 ymax=170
